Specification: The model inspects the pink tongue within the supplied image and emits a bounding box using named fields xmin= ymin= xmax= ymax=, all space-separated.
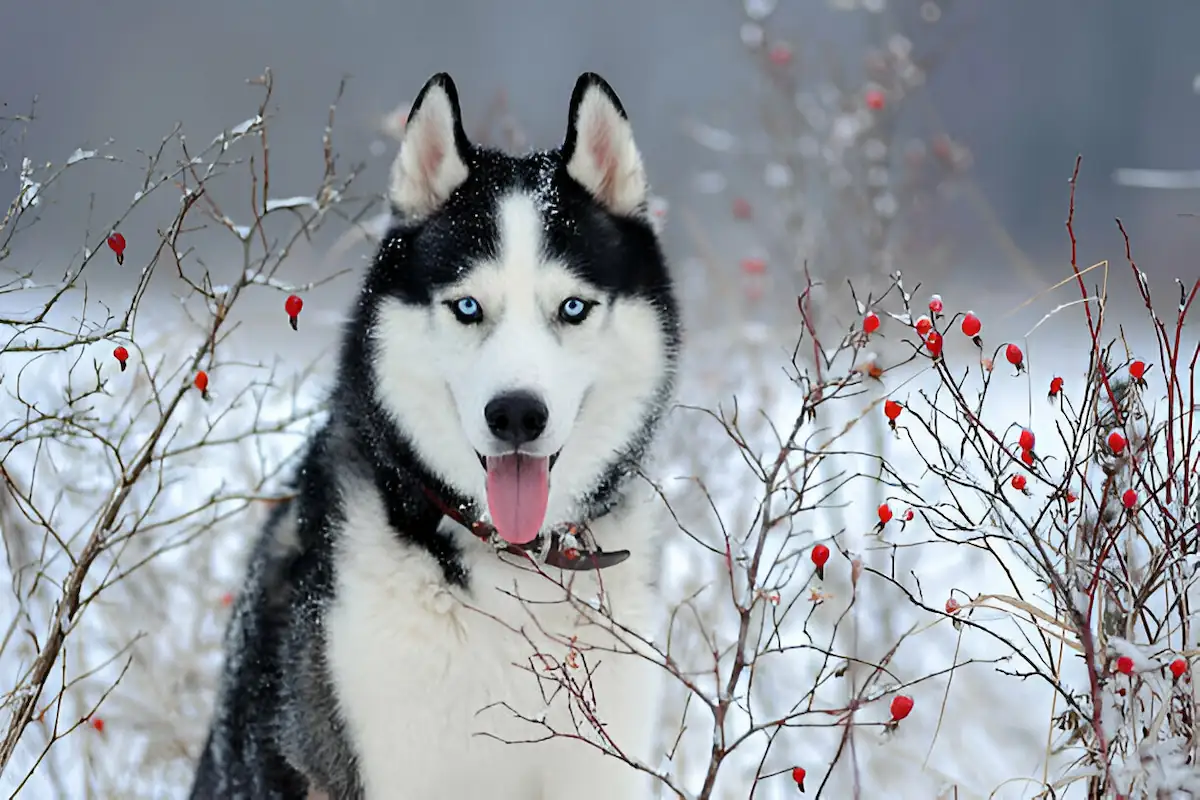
xmin=485 ymin=455 xmax=550 ymax=545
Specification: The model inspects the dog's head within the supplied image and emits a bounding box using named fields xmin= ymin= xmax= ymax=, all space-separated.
xmin=364 ymin=72 xmax=678 ymax=545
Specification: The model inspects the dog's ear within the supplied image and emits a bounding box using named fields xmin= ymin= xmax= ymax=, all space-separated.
xmin=562 ymin=73 xmax=647 ymax=217
xmin=389 ymin=73 xmax=471 ymax=219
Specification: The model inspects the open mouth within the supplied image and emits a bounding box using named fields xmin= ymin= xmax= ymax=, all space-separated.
xmin=475 ymin=451 xmax=560 ymax=471
xmin=475 ymin=450 xmax=561 ymax=546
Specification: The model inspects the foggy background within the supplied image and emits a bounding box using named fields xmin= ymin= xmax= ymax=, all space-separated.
xmin=4 ymin=0 xmax=1200 ymax=318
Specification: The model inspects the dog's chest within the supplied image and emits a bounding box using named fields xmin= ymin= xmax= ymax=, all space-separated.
xmin=322 ymin=508 xmax=651 ymax=799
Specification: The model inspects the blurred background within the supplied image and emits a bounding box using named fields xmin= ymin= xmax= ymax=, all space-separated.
xmin=4 ymin=0 xmax=1200 ymax=323
xmin=3 ymin=1 xmax=1200 ymax=797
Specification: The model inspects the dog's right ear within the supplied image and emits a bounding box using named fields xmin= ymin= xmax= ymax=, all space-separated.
xmin=389 ymin=73 xmax=471 ymax=219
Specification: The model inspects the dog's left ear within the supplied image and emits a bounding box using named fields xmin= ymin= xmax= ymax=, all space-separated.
xmin=562 ymin=73 xmax=647 ymax=217
xmin=389 ymin=73 xmax=472 ymax=219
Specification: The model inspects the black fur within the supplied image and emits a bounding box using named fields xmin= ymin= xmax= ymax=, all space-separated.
xmin=189 ymin=72 xmax=679 ymax=798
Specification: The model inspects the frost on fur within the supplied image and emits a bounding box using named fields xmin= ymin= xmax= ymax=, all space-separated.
xmin=388 ymin=73 xmax=471 ymax=219
xmin=563 ymin=73 xmax=648 ymax=217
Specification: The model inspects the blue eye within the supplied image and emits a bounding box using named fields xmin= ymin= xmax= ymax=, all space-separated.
xmin=558 ymin=297 xmax=594 ymax=324
xmin=446 ymin=296 xmax=484 ymax=324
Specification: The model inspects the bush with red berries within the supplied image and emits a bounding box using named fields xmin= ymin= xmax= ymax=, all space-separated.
xmin=0 ymin=72 xmax=370 ymax=795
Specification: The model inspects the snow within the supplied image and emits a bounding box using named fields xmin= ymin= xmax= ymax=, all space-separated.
xmin=265 ymin=195 xmax=320 ymax=212
xmin=17 ymin=158 xmax=40 ymax=208
xmin=66 ymin=147 xmax=97 ymax=165
xmin=0 ymin=313 xmax=327 ymax=797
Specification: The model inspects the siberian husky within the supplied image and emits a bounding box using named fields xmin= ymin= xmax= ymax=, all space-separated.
xmin=190 ymin=72 xmax=681 ymax=799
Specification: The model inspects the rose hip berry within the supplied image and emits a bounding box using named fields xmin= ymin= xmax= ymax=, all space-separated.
xmin=194 ymin=370 xmax=210 ymax=401
xmin=1108 ymin=430 xmax=1127 ymax=454
xmin=1129 ymin=360 xmax=1146 ymax=380
xmin=1170 ymin=658 xmax=1188 ymax=680
xmin=1018 ymin=428 xmax=1035 ymax=451
xmin=1116 ymin=656 xmax=1135 ymax=676
xmin=113 ymin=345 xmax=129 ymax=372
xmin=960 ymin=311 xmax=982 ymax=345
xmin=811 ymin=543 xmax=830 ymax=580
xmin=924 ymin=330 xmax=943 ymax=358
xmin=768 ymin=43 xmax=793 ymax=66
xmin=791 ymin=766 xmax=807 ymax=791
xmin=1005 ymin=343 xmax=1024 ymax=372
xmin=884 ymin=399 xmax=902 ymax=430
xmin=1048 ymin=376 xmax=1063 ymax=400
xmin=1122 ymin=489 xmax=1138 ymax=509
xmin=928 ymin=294 xmax=943 ymax=315
xmin=285 ymin=294 xmax=304 ymax=331
xmin=915 ymin=315 xmax=933 ymax=337
xmin=106 ymin=232 xmax=126 ymax=265
xmin=1010 ymin=474 xmax=1027 ymax=492
xmin=890 ymin=694 xmax=914 ymax=722
xmin=863 ymin=311 xmax=880 ymax=334
xmin=740 ymin=257 xmax=766 ymax=275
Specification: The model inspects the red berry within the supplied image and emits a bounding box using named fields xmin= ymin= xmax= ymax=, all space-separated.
xmin=932 ymin=135 xmax=953 ymax=160
xmin=768 ymin=43 xmax=793 ymax=66
xmin=928 ymin=294 xmax=943 ymax=314
xmin=1005 ymin=343 xmax=1024 ymax=367
xmin=1018 ymin=428 xmax=1035 ymax=451
xmin=1108 ymin=430 xmax=1127 ymax=454
xmin=1020 ymin=448 xmax=1034 ymax=467
xmin=106 ymin=232 xmax=126 ymax=265
xmin=1122 ymin=488 xmax=1138 ymax=509
xmin=904 ymin=509 xmax=914 ymax=522
xmin=90 ymin=717 xmax=105 ymax=732
xmin=865 ymin=89 xmax=886 ymax=110
xmin=194 ymin=371 xmax=209 ymax=396
xmin=960 ymin=311 xmax=981 ymax=338
xmin=1170 ymin=658 xmax=1188 ymax=680
xmin=740 ymin=257 xmax=767 ymax=275
xmin=1049 ymin=376 xmax=1064 ymax=397
xmin=863 ymin=311 xmax=880 ymax=334
xmin=731 ymin=197 xmax=752 ymax=219
xmin=889 ymin=694 xmax=914 ymax=722
xmin=915 ymin=315 xmax=933 ymax=337
xmin=1067 ymin=491 xmax=1077 ymax=503
xmin=945 ymin=597 xmax=960 ymax=614
xmin=1129 ymin=360 xmax=1146 ymax=380
xmin=878 ymin=503 xmax=893 ymax=525
xmin=924 ymin=330 xmax=943 ymax=358
xmin=1010 ymin=474 xmax=1027 ymax=491
xmin=884 ymin=399 xmax=902 ymax=421
xmin=285 ymin=294 xmax=304 ymax=330
xmin=112 ymin=345 xmax=129 ymax=372
xmin=1116 ymin=656 xmax=1134 ymax=676
xmin=791 ymin=766 xmax=807 ymax=790
xmin=811 ymin=544 xmax=830 ymax=568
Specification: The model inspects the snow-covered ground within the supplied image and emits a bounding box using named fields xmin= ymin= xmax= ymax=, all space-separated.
xmin=0 ymin=277 xmax=1140 ymax=798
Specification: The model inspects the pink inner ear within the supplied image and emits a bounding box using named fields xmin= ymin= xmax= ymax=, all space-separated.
xmin=587 ymin=117 xmax=618 ymax=203
xmin=419 ymin=138 xmax=445 ymax=182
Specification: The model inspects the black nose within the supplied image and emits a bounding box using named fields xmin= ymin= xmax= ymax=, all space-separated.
xmin=484 ymin=391 xmax=549 ymax=447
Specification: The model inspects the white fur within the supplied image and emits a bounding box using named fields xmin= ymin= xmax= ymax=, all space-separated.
xmin=324 ymin=480 xmax=665 ymax=799
xmin=566 ymin=86 xmax=647 ymax=216
xmin=334 ymin=189 xmax=671 ymax=798
xmin=389 ymin=81 xmax=469 ymax=219
xmin=373 ymin=192 xmax=668 ymax=527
